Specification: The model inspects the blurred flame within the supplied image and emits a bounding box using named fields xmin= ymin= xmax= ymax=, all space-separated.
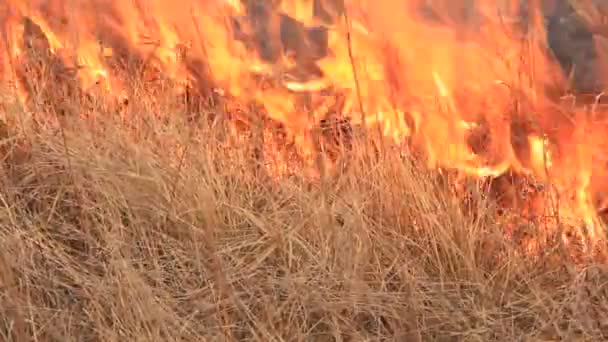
xmin=1 ymin=0 xmax=608 ymax=243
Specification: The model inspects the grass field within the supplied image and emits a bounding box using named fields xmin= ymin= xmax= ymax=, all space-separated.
xmin=1 ymin=1 xmax=608 ymax=341
xmin=0 ymin=85 xmax=606 ymax=341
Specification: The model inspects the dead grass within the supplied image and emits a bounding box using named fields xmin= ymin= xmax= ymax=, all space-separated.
xmin=0 ymin=83 xmax=606 ymax=342
xmin=2 ymin=2 xmax=608 ymax=340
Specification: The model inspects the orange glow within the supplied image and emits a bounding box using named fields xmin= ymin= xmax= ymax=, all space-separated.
xmin=1 ymin=0 xmax=608 ymax=244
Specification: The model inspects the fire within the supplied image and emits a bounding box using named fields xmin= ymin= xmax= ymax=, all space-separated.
xmin=1 ymin=0 xmax=608 ymax=246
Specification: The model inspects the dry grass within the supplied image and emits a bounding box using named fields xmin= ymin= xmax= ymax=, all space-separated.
xmin=1 ymin=3 xmax=608 ymax=337
xmin=0 ymin=83 xmax=607 ymax=342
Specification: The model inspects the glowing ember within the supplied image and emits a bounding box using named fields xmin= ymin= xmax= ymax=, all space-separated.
xmin=1 ymin=0 xmax=608 ymax=246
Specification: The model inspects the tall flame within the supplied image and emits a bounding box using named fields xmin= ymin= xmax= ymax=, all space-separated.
xmin=2 ymin=0 xmax=608 ymax=243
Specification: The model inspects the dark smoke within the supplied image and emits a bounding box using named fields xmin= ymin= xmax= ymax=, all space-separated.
xmin=234 ymin=0 xmax=607 ymax=93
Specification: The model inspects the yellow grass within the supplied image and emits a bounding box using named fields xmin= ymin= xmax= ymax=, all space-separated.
xmin=0 ymin=78 xmax=607 ymax=342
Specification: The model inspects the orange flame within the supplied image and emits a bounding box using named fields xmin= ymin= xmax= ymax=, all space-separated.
xmin=1 ymin=0 xmax=608 ymax=243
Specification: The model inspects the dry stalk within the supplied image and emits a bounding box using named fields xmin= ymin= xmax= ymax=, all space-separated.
xmin=341 ymin=7 xmax=366 ymax=133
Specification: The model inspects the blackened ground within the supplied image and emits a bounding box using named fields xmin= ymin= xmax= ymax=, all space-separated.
xmin=546 ymin=1 xmax=605 ymax=92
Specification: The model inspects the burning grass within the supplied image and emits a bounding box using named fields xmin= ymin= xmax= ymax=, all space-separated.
xmin=2 ymin=0 xmax=608 ymax=340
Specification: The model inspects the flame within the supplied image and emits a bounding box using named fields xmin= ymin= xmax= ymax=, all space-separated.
xmin=1 ymin=0 xmax=608 ymax=244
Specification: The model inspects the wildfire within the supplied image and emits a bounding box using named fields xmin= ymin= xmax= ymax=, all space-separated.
xmin=1 ymin=0 xmax=608 ymax=248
